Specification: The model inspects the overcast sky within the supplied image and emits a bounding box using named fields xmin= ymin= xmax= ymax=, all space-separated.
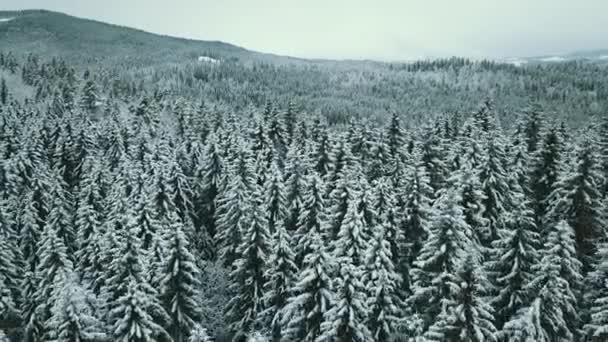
xmin=2 ymin=0 xmax=608 ymax=60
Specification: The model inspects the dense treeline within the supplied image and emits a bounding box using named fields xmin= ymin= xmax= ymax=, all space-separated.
xmin=0 ymin=52 xmax=608 ymax=342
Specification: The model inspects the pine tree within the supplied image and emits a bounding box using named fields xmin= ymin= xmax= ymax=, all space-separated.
xmin=225 ymin=184 xmax=270 ymax=341
xmin=261 ymin=222 xmax=298 ymax=342
xmin=281 ymin=231 xmax=333 ymax=342
xmin=160 ymin=211 xmax=204 ymax=342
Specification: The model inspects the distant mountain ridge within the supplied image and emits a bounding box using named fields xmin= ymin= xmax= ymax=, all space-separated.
xmin=0 ymin=9 xmax=315 ymax=66
xmin=1 ymin=9 xmax=606 ymax=67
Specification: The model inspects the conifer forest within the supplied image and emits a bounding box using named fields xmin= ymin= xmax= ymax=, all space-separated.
xmin=1 ymin=9 xmax=608 ymax=342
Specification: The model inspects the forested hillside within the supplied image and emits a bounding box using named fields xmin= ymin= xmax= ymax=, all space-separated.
xmin=0 ymin=41 xmax=607 ymax=342
xmin=2 ymin=10 xmax=608 ymax=125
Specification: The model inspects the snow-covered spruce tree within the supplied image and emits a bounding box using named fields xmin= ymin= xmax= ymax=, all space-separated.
xmin=367 ymin=133 xmax=392 ymax=181
xmin=294 ymin=171 xmax=326 ymax=268
xmin=372 ymin=177 xmax=403 ymax=278
xmin=545 ymin=141 xmax=605 ymax=273
xmin=319 ymin=185 xmax=373 ymax=342
xmin=386 ymin=111 xmax=406 ymax=162
xmin=448 ymin=158 xmax=487 ymax=252
xmin=487 ymin=191 xmax=541 ymax=332
xmin=225 ymin=183 xmax=271 ymax=341
xmin=529 ymin=127 xmax=563 ymax=232
xmin=599 ymin=115 xmax=608 ymax=198
xmin=160 ymin=211 xmax=204 ymax=342
xmin=79 ymin=79 xmax=98 ymax=113
xmin=396 ymin=147 xmax=433 ymax=291
xmin=446 ymin=253 xmax=497 ymax=341
xmin=264 ymin=159 xmax=288 ymax=234
xmin=506 ymin=220 xmax=582 ymax=341
xmin=46 ymin=167 xmax=77 ymax=255
xmin=364 ymin=218 xmax=404 ymax=341
xmin=32 ymin=214 xmax=75 ymax=338
xmin=408 ymin=187 xmax=474 ymax=333
xmin=189 ymin=325 xmax=213 ymax=342
xmin=261 ymin=221 xmax=298 ymax=342
xmin=325 ymin=136 xmax=353 ymax=197
xmin=318 ymin=260 xmax=372 ymax=342
xmin=45 ymin=274 xmax=107 ymax=342
xmin=0 ymin=201 xmax=23 ymax=318
xmin=110 ymin=279 xmax=171 ymax=342
xmin=215 ymin=143 xmax=255 ymax=268
xmin=479 ymin=136 xmax=511 ymax=246
xmin=281 ymin=230 xmax=333 ymax=342
xmin=192 ymin=132 xmax=223 ymax=251
xmin=102 ymin=183 xmax=171 ymax=341
xmin=329 ymin=165 xmax=371 ymax=268
xmin=0 ymin=269 xmax=19 ymax=338
xmin=584 ymin=240 xmax=608 ymax=340
xmin=283 ymin=143 xmax=308 ymax=234
xmin=324 ymin=145 xmax=355 ymax=242
xmin=131 ymin=172 xmax=162 ymax=251
xmin=419 ymin=126 xmax=448 ymax=196
xmin=311 ymin=121 xmax=332 ymax=178
xmin=522 ymin=103 xmax=545 ymax=154
xmin=75 ymin=155 xmax=106 ymax=283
